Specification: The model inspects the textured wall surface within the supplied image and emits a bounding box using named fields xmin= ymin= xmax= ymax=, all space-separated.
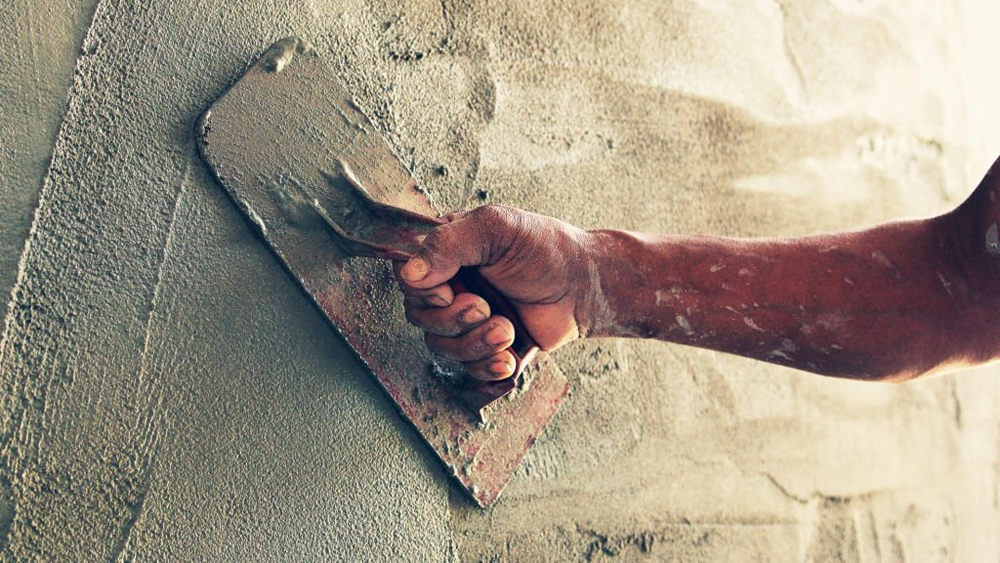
xmin=2 ymin=0 xmax=998 ymax=561
xmin=0 ymin=0 xmax=98 ymax=311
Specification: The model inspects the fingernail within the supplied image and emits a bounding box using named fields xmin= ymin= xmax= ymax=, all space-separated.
xmin=424 ymin=294 xmax=449 ymax=307
xmin=485 ymin=324 xmax=510 ymax=346
xmin=401 ymin=257 xmax=429 ymax=282
xmin=491 ymin=358 xmax=512 ymax=376
xmin=460 ymin=306 xmax=487 ymax=324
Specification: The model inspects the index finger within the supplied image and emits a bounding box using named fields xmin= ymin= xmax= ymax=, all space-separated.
xmin=393 ymin=261 xmax=455 ymax=306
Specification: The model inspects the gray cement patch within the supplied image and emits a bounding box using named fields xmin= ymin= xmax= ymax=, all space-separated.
xmin=0 ymin=0 xmax=98 ymax=312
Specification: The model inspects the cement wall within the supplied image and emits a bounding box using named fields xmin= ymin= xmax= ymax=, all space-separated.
xmin=0 ymin=0 xmax=98 ymax=312
xmin=2 ymin=0 xmax=998 ymax=561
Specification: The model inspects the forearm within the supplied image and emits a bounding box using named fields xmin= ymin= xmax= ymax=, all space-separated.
xmin=398 ymin=158 xmax=1000 ymax=382
xmin=579 ymin=213 xmax=1000 ymax=381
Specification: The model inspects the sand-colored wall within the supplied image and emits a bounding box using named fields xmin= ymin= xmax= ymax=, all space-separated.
xmin=2 ymin=1 xmax=998 ymax=561
xmin=0 ymin=0 xmax=99 ymax=309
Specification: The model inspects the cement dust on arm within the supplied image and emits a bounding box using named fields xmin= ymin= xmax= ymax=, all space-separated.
xmin=400 ymin=157 xmax=1000 ymax=382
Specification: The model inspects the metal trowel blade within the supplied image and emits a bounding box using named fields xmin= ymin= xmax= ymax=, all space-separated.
xmin=196 ymin=37 xmax=570 ymax=507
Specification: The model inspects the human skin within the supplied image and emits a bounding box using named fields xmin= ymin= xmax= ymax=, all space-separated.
xmin=397 ymin=157 xmax=1000 ymax=382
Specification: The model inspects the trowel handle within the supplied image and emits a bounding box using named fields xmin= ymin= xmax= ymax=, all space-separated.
xmin=449 ymin=267 xmax=539 ymax=379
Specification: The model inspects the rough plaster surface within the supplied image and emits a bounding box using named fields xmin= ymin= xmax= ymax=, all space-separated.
xmin=0 ymin=0 xmax=98 ymax=312
xmin=2 ymin=0 xmax=999 ymax=561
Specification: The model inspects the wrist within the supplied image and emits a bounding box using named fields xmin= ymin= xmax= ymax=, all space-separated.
xmin=576 ymin=229 xmax=660 ymax=338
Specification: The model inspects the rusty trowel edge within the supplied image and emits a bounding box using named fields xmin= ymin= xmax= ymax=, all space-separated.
xmin=198 ymin=164 xmax=540 ymax=508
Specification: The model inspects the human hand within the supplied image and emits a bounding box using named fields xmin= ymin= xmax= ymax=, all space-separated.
xmin=396 ymin=205 xmax=591 ymax=381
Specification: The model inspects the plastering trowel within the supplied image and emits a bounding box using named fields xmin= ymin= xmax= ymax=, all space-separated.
xmin=196 ymin=37 xmax=569 ymax=507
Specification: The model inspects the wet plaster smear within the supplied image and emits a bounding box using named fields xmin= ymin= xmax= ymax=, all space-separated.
xmin=1 ymin=0 xmax=998 ymax=560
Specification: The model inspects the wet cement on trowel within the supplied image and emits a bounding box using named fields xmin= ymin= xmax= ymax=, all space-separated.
xmin=3 ymin=0 xmax=1000 ymax=561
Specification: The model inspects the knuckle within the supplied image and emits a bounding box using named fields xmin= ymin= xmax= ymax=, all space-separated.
xmin=418 ymin=226 xmax=462 ymax=268
xmin=470 ymin=204 xmax=516 ymax=229
xmin=468 ymin=204 xmax=529 ymax=262
xmin=417 ymin=231 xmax=445 ymax=260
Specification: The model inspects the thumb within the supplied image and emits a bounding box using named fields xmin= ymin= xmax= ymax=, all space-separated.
xmin=399 ymin=208 xmax=497 ymax=289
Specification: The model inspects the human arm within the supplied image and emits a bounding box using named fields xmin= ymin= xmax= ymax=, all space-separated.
xmin=397 ymin=158 xmax=1000 ymax=382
